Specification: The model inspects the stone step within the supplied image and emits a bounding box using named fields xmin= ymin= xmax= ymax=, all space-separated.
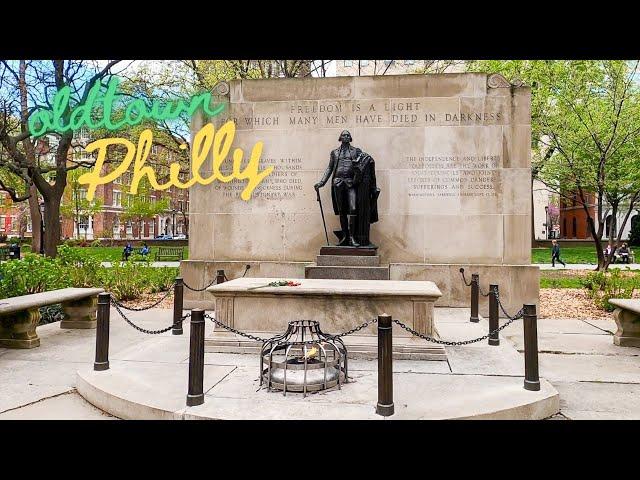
xmin=319 ymin=246 xmax=377 ymax=256
xmin=316 ymin=255 xmax=380 ymax=267
xmin=304 ymin=264 xmax=389 ymax=280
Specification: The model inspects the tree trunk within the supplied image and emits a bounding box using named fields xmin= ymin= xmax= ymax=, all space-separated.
xmin=27 ymin=185 xmax=41 ymax=253
xmin=43 ymin=196 xmax=61 ymax=257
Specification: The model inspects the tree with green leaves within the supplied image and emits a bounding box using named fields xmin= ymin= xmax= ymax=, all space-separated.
xmin=0 ymin=60 xmax=126 ymax=256
xmin=467 ymin=60 xmax=640 ymax=270
xmin=121 ymin=178 xmax=169 ymax=240
xmin=60 ymin=168 xmax=103 ymax=240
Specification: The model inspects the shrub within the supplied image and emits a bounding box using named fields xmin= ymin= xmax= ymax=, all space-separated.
xmin=90 ymin=239 xmax=102 ymax=248
xmin=0 ymin=253 xmax=68 ymax=298
xmin=584 ymin=269 xmax=638 ymax=311
xmin=56 ymin=245 xmax=102 ymax=288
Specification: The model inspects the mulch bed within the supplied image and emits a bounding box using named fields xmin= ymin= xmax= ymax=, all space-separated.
xmin=539 ymin=288 xmax=611 ymax=320
xmin=116 ymin=291 xmax=175 ymax=310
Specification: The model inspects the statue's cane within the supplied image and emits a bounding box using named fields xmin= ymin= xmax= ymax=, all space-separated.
xmin=315 ymin=186 xmax=330 ymax=245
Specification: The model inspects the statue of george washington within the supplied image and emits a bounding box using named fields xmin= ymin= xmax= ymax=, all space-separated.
xmin=314 ymin=130 xmax=380 ymax=247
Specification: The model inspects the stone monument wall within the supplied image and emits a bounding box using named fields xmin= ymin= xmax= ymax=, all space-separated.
xmin=182 ymin=73 xmax=539 ymax=315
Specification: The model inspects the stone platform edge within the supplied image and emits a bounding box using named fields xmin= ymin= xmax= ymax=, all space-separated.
xmin=76 ymin=366 xmax=559 ymax=420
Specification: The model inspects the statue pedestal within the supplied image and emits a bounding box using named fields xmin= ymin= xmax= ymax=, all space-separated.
xmin=307 ymin=246 xmax=389 ymax=280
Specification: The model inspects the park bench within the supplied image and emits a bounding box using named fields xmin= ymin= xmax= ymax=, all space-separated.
xmin=608 ymin=299 xmax=640 ymax=348
xmin=154 ymin=246 xmax=183 ymax=261
xmin=0 ymin=287 xmax=104 ymax=349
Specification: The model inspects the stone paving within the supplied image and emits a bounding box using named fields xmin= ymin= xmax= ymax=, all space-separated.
xmin=0 ymin=306 xmax=638 ymax=419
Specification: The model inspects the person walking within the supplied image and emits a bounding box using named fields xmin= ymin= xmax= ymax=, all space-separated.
xmin=551 ymin=240 xmax=566 ymax=268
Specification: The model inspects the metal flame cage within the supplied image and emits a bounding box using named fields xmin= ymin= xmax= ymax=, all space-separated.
xmin=260 ymin=320 xmax=348 ymax=397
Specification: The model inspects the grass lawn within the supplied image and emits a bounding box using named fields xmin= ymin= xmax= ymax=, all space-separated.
xmin=532 ymin=246 xmax=599 ymax=264
xmin=64 ymin=245 xmax=189 ymax=262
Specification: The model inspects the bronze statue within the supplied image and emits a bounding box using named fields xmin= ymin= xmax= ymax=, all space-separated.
xmin=314 ymin=130 xmax=380 ymax=247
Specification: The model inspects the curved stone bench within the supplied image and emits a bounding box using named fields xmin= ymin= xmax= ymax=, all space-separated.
xmin=609 ymin=299 xmax=640 ymax=348
xmin=0 ymin=287 xmax=104 ymax=349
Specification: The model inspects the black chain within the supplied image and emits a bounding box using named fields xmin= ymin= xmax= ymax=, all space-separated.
xmin=206 ymin=314 xmax=378 ymax=344
xmin=111 ymin=299 xmax=190 ymax=334
xmin=328 ymin=318 xmax=378 ymax=339
xmin=183 ymin=277 xmax=217 ymax=292
xmin=495 ymin=290 xmax=524 ymax=320
xmin=479 ymin=286 xmax=491 ymax=297
xmin=459 ymin=268 xmax=472 ymax=287
xmin=393 ymin=310 xmax=524 ymax=346
xmin=111 ymin=287 xmax=174 ymax=311
xmin=205 ymin=313 xmax=278 ymax=342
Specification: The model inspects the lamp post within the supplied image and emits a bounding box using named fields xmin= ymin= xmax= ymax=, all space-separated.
xmin=171 ymin=208 xmax=177 ymax=236
xmin=39 ymin=201 xmax=45 ymax=255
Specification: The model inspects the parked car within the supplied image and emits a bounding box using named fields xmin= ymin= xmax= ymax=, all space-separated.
xmin=173 ymin=234 xmax=187 ymax=240
xmin=155 ymin=234 xmax=173 ymax=240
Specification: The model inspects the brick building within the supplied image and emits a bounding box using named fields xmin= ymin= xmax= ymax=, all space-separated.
xmin=60 ymin=128 xmax=189 ymax=240
xmin=559 ymin=190 xmax=639 ymax=241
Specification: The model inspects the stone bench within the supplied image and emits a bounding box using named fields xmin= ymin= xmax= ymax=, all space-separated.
xmin=0 ymin=287 xmax=104 ymax=349
xmin=608 ymin=299 xmax=640 ymax=348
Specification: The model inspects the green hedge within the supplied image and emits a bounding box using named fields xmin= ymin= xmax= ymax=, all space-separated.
xmin=0 ymin=245 xmax=178 ymax=301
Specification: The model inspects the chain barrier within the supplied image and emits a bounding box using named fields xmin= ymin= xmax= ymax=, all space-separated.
xmin=327 ymin=318 xmax=378 ymax=339
xmin=479 ymin=286 xmax=491 ymax=297
xmin=494 ymin=290 xmax=524 ymax=320
xmin=111 ymin=287 xmax=174 ymax=311
xmin=205 ymin=313 xmax=278 ymax=343
xmin=183 ymin=277 xmax=217 ymax=292
xmin=206 ymin=313 xmax=378 ymax=345
xmin=111 ymin=298 xmax=190 ymax=334
xmin=393 ymin=310 xmax=524 ymax=346
xmin=459 ymin=268 xmax=472 ymax=287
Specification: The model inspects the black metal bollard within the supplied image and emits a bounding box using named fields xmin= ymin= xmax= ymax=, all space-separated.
xmin=216 ymin=269 xmax=226 ymax=284
xmin=376 ymin=314 xmax=394 ymax=417
xmin=523 ymin=304 xmax=541 ymax=391
xmin=488 ymin=284 xmax=499 ymax=346
xmin=172 ymin=277 xmax=184 ymax=335
xmin=186 ymin=308 xmax=205 ymax=407
xmin=470 ymin=273 xmax=479 ymax=323
xmin=94 ymin=292 xmax=111 ymax=371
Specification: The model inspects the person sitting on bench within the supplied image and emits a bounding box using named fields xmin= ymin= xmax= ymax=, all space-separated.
xmin=140 ymin=242 xmax=151 ymax=258
xmin=618 ymin=243 xmax=630 ymax=264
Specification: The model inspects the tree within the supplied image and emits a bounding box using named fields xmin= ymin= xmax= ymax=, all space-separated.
xmin=0 ymin=60 xmax=125 ymax=257
xmin=60 ymin=167 xmax=103 ymax=240
xmin=467 ymin=60 xmax=640 ymax=270
xmin=121 ymin=179 xmax=169 ymax=239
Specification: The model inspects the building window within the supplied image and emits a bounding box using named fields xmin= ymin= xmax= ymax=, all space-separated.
xmin=572 ymin=217 xmax=577 ymax=238
xmin=384 ymin=60 xmax=393 ymax=66
xmin=0 ymin=215 xmax=5 ymax=232
xmin=361 ymin=60 xmax=369 ymax=67
xmin=405 ymin=60 xmax=415 ymax=65
xmin=149 ymin=221 xmax=154 ymax=236
xmin=343 ymin=60 xmax=352 ymax=67
xmin=113 ymin=191 xmax=122 ymax=207
xmin=78 ymin=216 xmax=89 ymax=233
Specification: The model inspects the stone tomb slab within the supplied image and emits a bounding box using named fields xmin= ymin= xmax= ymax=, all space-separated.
xmin=206 ymin=277 xmax=444 ymax=359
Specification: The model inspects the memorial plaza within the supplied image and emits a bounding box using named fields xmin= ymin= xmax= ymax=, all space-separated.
xmin=1 ymin=63 xmax=639 ymax=420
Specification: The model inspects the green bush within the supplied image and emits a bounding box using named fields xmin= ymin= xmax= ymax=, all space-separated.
xmin=90 ymin=239 xmax=102 ymax=248
xmin=56 ymin=245 xmax=102 ymax=288
xmin=0 ymin=253 xmax=68 ymax=298
xmin=98 ymin=262 xmax=178 ymax=300
xmin=584 ymin=269 xmax=638 ymax=311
